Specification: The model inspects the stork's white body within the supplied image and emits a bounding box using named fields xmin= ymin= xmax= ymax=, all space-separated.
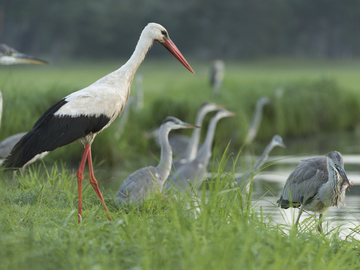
xmin=4 ymin=22 xmax=194 ymax=222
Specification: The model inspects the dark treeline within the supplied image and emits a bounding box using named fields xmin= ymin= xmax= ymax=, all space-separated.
xmin=1 ymin=0 xmax=360 ymax=60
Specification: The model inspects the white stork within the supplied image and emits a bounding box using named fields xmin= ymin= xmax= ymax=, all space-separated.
xmin=4 ymin=22 xmax=194 ymax=222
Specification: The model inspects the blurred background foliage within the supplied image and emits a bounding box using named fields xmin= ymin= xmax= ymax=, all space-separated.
xmin=1 ymin=0 xmax=360 ymax=60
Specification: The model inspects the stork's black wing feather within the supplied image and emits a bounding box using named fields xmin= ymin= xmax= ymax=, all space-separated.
xmin=3 ymin=98 xmax=111 ymax=168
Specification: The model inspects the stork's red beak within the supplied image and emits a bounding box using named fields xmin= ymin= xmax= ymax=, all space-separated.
xmin=161 ymin=38 xmax=194 ymax=74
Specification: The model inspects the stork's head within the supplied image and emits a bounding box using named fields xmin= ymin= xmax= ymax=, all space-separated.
xmin=144 ymin=23 xmax=194 ymax=74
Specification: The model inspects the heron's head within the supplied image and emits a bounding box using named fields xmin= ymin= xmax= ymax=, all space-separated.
xmin=327 ymin=151 xmax=351 ymax=188
xmin=271 ymin=135 xmax=286 ymax=148
xmin=200 ymin=102 xmax=225 ymax=114
xmin=0 ymin=43 xmax=49 ymax=65
xmin=213 ymin=109 xmax=236 ymax=120
xmin=161 ymin=116 xmax=200 ymax=131
xmin=257 ymin=96 xmax=270 ymax=106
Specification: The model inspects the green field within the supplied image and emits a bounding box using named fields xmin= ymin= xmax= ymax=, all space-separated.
xmin=1 ymin=58 xmax=360 ymax=269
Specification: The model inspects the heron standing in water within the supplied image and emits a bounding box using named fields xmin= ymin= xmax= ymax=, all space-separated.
xmin=277 ymin=151 xmax=352 ymax=232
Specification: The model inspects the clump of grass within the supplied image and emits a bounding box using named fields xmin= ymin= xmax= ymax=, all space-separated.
xmin=1 ymin=153 xmax=359 ymax=270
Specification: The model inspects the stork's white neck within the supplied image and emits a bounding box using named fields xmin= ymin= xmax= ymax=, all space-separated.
xmin=117 ymin=31 xmax=154 ymax=83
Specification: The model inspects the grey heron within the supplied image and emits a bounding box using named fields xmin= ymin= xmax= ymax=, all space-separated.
xmin=243 ymin=96 xmax=270 ymax=145
xmin=0 ymin=43 xmax=48 ymax=65
xmin=277 ymin=151 xmax=352 ymax=232
xmin=166 ymin=109 xmax=235 ymax=192
xmin=143 ymin=127 xmax=191 ymax=155
xmin=117 ymin=117 xmax=199 ymax=205
xmin=143 ymin=102 xmax=223 ymax=158
xmin=172 ymin=102 xmax=224 ymax=169
xmin=235 ymin=135 xmax=286 ymax=194
xmin=4 ymin=22 xmax=194 ymax=223
xmin=210 ymin=60 xmax=225 ymax=96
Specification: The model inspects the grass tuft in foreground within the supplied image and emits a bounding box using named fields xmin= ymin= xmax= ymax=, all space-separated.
xmin=0 ymin=161 xmax=359 ymax=270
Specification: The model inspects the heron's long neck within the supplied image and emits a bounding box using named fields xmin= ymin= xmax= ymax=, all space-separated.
xmin=156 ymin=126 xmax=173 ymax=184
xmin=253 ymin=142 xmax=275 ymax=171
xmin=184 ymin=108 xmax=208 ymax=161
xmin=196 ymin=116 xmax=221 ymax=164
xmin=320 ymin=159 xmax=345 ymax=207
xmin=236 ymin=142 xmax=274 ymax=184
xmin=244 ymin=102 xmax=265 ymax=144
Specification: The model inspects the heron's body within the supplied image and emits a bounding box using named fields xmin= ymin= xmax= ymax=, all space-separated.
xmin=0 ymin=44 xmax=48 ymax=65
xmin=236 ymin=135 xmax=285 ymax=194
xmin=277 ymin=151 xmax=351 ymax=231
xmin=172 ymin=102 xmax=224 ymax=169
xmin=4 ymin=23 xmax=193 ymax=222
xmin=117 ymin=117 xmax=199 ymax=204
xmin=166 ymin=109 xmax=235 ymax=192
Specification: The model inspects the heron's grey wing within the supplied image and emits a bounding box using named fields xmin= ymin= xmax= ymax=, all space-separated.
xmin=278 ymin=157 xmax=328 ymax=208
xmin=116 ymin=166 xmax=160 ymax=204
xmin=0 ymin=132 xmax=27 ymax=160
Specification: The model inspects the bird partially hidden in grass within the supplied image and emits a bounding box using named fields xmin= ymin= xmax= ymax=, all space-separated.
xmin=172 ymin=102 xmax=225 ymax=170
xmin=166 ymin=109 xmax=236 ymax=192
xmin=117 ymin=117 xmax=199 ymax=205
xmin=235 ymin=135 xmax=286 ymax=195
xmin=277 ymin=151 xmax=352 ymax=232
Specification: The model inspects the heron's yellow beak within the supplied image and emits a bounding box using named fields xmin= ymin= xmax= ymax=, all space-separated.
xmin=10 ymin=53 xmax=49 ymax=65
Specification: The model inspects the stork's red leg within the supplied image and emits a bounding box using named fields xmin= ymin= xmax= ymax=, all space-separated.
xmin=87 ymin=146 xmax=112 ymax=221
xmin=77 ymin=145 xmax=90 ymax=223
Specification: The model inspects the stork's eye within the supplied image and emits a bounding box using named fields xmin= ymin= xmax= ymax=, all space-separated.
xmin=161 ymin=30 xmax=168 ymax=38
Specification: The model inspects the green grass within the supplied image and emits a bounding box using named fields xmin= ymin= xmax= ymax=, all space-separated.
xmin=1 ymin=58 xmax=360 ymax=269
xmin=0 ymin=161 xmax=359 ymax=270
